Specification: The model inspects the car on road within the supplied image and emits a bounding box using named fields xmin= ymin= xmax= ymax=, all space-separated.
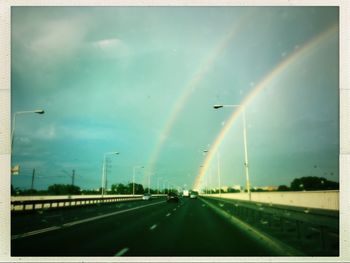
xmin=182 ymin=189 xmax=190 ymax=197
xmin=190 ymin=191 xmax=198 ymax=199
xmin=142 ymin=193 xmax=152 ymax=200
xmin=166 ymin=192 xmax=179 ymax=203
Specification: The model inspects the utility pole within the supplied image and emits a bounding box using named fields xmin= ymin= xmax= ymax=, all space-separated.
xmin=72 ymin=169 xmax=75 ymax=186
xmin=31 ymin=168 xmax=35 ymax=191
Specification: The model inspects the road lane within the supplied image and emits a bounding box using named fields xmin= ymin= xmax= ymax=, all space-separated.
xmin=11 ymin=198 xmax=164 ymax=235
xmin=12 ymin=199 xmax=180 ymax=256
xmin=126 ymin=198 xmax=275 ymax=256
xmin=12 ymin=197 xmax=276 ymax=256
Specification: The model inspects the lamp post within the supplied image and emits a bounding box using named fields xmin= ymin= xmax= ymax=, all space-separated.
xmin=202 ymin=150 xmax=208 ymax=194
xmin=157 ymin=177 xmax=162 ymax=194
xmin=213 ymin=104 xmax=251 ymax=200
xmin=217 ymin=151 xmax=221 ymax=197
xmin=146 ymin=172 xmax=155 ymax=194
xmin=11 ymin=109 xmax=45 ymax=149
xmin=101 ymin=152 xmax=119 ymax=196
xmin=133 ymin=165 xmax=144 ymax=196
xmin=163 ymin=179 xmax=170 ymax=193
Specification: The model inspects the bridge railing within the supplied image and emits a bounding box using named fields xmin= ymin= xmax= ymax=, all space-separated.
xmin=202 ymin=190 xmax=339 ymax=210
xmin=11 ymin=194 xmax=166 ymax=212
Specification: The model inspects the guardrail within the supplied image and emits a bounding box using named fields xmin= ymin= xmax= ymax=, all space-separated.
xmin=202 ymin=190 xmax=339 ymax=210
xmin=202 ymin=196 xmax=339 ymax=256
xmin=11 ymin=194 xmax=166 ymax=212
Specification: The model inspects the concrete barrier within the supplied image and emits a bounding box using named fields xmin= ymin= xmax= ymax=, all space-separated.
xmin=203 ymin=190 xmax=339 ymax=211
xmin=11 ymin=194 xmax=141 ymax=202
xmin=11 ymin=194 xmax=167 ymax=211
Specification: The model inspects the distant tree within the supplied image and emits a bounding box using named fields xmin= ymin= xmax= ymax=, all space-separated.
xmin=277 ymin=185 xmax=290 ymax=191
xmin=251 ymin=188 xmax=267 ymax=192
xmin=81 ymin=189 xmax=100 ymax=195
xmin=227 ymin=187 xmax=240 ymax=193
xmin=290 ymin=176 xmax=339 ymax=191
xmin=126 ymin=183 xmax=144 ymax=194
xmin=110 ymin=183 xmax=129 ymax=194
xmin=47 ymin=184 xmax=80 ymax=195
xmin=144 ymin=188 xmax=157 ymax=194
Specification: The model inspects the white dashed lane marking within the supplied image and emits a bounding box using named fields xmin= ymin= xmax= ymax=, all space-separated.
xmin=166 ymin=213 xmax=171 ymax=217
xmin=11 ymin=226 xmax=61 ymax=240
xmin=173 ymin=208 xmax=177 ymax=211
xmin=150 ymin=224 xmax=157 ymax=230
xmin=114 ymin=247 xmax=129 ymax=256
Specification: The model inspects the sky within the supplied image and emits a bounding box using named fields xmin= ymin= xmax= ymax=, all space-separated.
xmin=11 ymin=6 xmax=339 ymax=191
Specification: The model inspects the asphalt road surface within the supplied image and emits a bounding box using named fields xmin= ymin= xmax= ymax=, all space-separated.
xmin=12 ymin=197 xmax=277 ymax=256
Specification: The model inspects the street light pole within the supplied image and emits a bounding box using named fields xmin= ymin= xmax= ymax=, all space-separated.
xmin=133 ymin=165 xmax=144 ymax=196
xmin=217 ymin=151 xmax=221 ymax=197
xmin=147 ymin=172 xmax=155 ymax=194
xmin=148 ymin=173 xmax=151 ymax=194
xmin=213 ymin=104 xmax=251 ymax=200
xmin=157 ymin=177 xmax=162 ymax=194
xmin=101 ymin=152 xmax=119 ymax=196
xmin=31 ymin=168 xmax=36 ymax=191
xmin=11 ymin=109 xmax=45 ymax=149
xmin=202 ymin=150 xmax=208 ymax=194
xmin=241 ymin=108 xmax=251 ymax=200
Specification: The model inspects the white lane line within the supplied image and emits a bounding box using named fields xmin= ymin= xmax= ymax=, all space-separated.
xmin=149 ymin=224 xmax=157 ymax=230
xmin=166 ymin=213 xmax=171 ymax=217
xmin=12 ymin=200 xmax=165 ymax=240
xmin=114 ymin=247 xmax=129 ymax=256
xmin=173 ymin=208 xmax=177 ymax=211
xmin=62 ymin=201 xmax=164 ymax=227
xmin=45 ymin=214 xmax=61 ymax=219
xmin=11 ymin=226 xmax=61 ymax=240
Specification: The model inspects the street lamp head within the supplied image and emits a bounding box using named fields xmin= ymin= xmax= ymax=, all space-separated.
xmin=213 ymin=105 xmax=223 ymax=109
xmin=35 ymin=110 xmax=45 ymax=114
xmin=114 ymin=152 xmax=120 ymax=155
xmin=203 ymin=150 xmax=208 ymax=153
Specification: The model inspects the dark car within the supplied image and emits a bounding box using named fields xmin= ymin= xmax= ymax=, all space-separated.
xmin=190 ymin=191 xmax=198 ymax=199
xmin=166 ymin=192 xmax=179 ymax=203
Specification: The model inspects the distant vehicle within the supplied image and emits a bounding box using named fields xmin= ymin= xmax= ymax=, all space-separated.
xmin=190 ymin=191 xmax=198 ymax=199
xmin=182 ymin=190 xmax=190 ymax=197
xmin=167 ymin=192 xmax=179 ymax=203
xmin=142 ymin=193 xmax=152 ymax=200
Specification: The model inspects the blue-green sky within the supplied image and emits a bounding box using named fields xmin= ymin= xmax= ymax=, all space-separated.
xmin=11 ymin=6 xmax=339 ymax=191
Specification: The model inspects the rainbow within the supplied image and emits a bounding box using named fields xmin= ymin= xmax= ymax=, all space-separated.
xmin=143 ymin=10 xmax=255 ymax=182
xmin=193 ymin=24 xmax=338 ymax=190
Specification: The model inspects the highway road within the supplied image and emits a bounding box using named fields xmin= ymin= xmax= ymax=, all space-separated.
xmin=12 ymin=197 xmax=279 ymax=257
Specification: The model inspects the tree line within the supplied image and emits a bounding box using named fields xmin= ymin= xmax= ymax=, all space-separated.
xmin=11 ymin=182 xmax=172 ymax=196
xmin=11 ymin=176 xmax=338 ymax=196
xmin=277 ymin=176 xmax=339 ymax=191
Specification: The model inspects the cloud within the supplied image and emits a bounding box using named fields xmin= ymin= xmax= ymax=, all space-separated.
xmin=18 ymin=137 xmax=31 ymax=144
xmin=36 ymin=124 xmax=57 ymax=140
xmin=31 ymin=122 xmax=116 ymax=141
xmin=11 ymin=12 xmax=90 ymax=79
xmin=90 ymin=37 xmax=130 ymax=58
xmin=60 ymin=125 xmax=116 ymax=140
